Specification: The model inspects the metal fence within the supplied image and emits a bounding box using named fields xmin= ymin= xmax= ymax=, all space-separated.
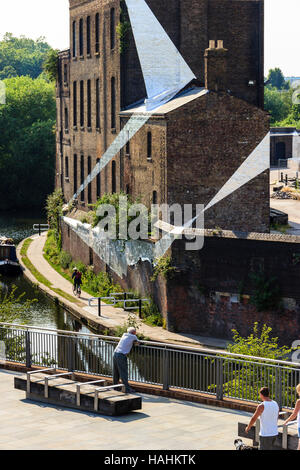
xmin=1 ymin=323 xmax=299 ymax=409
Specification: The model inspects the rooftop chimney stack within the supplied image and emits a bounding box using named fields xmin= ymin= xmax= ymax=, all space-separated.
xmin=204 ymin=40 xmax=228 ymax=92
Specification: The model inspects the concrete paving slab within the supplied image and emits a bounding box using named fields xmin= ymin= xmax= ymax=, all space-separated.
xmin=0 ymin=369 xmax=252 ymax=450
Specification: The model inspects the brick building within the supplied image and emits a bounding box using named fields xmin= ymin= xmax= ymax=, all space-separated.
xmin=56 ymin=0 xmax=268 ymax=232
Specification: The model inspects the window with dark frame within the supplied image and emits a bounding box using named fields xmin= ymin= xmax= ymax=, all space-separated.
xmin=74 ymin=154 xmax=78 ymax=194
xmin=88 ymin=156 xmax=92 ymax=203
xmin=110 ymin=8 xmax=115 ymax=50
xmin=64 ymin=107 xmax=69 ymax=131
xmin=72 ymin=21 xmax=76 ymax=57
xmin=79 ymin=18 xmax=84 ymax=56
xmin=112 ymin=161 xmax=116 ymax=193
xmin=147 ymin=131 xmax=152 ymax=159
xmin=96 ymin=158 xmax=101 ymax=199
xmin=96 ymin=78 xmax=100 ymax=129
xmin=86 ymin=16 xmax=91 ymax=55
xmin=65 ymin=156 xmax=69 ymax=178
xmin=87 ymin=80 xmax=91 ymax=128
xmin=95 ymin=13 xmax=100 ymax=53
xmin=80 ymin=155 xmax=85 ymax=202
xmin=111 ymin=77 xmax=116 ymax=129
xmin=73 ymin=81 xmax=77 ymax=127
xmin=80 ymin=80 xmax=84 ymax=127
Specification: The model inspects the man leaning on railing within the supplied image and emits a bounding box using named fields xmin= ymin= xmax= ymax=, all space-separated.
xmin=245 ymin=387 xmax=279 ymax=450
xmin=113 ymin=327 xmax=140 ymax=394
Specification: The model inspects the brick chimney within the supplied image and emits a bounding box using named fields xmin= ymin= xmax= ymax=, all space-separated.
xmin=204 ymin=40 xmax=228 ymax=92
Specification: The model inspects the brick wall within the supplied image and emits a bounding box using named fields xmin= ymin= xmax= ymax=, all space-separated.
xmin=167 ymin=233 xmax=300 ymax=344
xmin=166 ymin=91 xmax=270 ymax=232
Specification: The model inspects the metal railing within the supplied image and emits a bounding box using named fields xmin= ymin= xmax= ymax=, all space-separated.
xmin=1 ymin=322 xmax=300 ymax=409
xmin=88 ymin=294 xmax=150 ymax=317
xmin=33 ymin=224 xmax=49 ymax=236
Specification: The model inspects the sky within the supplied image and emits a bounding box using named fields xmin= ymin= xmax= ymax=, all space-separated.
xmin=0 ymin=0 xmax=299 ymax=76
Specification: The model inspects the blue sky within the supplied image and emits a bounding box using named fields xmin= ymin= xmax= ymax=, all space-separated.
xmin=0 ymin=0 xmax=299 ymax=76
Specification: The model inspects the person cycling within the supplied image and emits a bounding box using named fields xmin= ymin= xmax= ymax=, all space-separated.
xmin=72 ymin=268 xmax=82 ymax=296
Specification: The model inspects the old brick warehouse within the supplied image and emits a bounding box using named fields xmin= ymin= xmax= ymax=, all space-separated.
xmin=56 ymin=0 xmax=300 ymax=343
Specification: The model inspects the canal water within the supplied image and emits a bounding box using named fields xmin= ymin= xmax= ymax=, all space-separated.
xmin=0 ymin=211 xmax=92 ymax=334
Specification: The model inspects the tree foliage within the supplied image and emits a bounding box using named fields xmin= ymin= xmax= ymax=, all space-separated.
xmin=43 ymin=49 xmax=59 ymax=82
xmin=267 ymin=68 xmax=290 ymax=90
xmin=0 ymin=33 xmax=51 ymax=80
xmin=0 ymin=76 xmax=56 ymax=210
xmin=0 ymin=284 xmax=37 ymax=323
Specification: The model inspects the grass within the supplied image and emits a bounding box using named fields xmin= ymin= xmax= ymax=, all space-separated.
xmin=20 ymin=237 xmax=81 ymax=305
xmin=270 ymin=223 xmax=292 ymax=234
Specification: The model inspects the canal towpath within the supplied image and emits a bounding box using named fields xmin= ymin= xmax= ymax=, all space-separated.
xmin=17 ymin=232 xmax=229 ymax=351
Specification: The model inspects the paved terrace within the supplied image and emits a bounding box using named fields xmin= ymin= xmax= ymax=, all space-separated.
xmin=0 ymin=369 xmax=252 ymax=450
xmin=17 ymin=233 xmax=229 ymax=350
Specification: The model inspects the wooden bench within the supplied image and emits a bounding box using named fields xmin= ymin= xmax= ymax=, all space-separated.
xmin=14 ymin=370 xmax=142 ymax=417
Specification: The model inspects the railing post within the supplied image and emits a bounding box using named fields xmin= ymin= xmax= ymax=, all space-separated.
xmin=138 ymin=299 xmax=142 ymax=319
xmin=216 ymin=357 xmax=224 ymax=401
xmin=68 ymin=336 xmax=74 ymax=372
xmin=98 ymin=298 xmax=101 ymax=317
xmin=275 ymin=368 xmax=283 ymax=411
xmin=25 ymin=331 xmax=31 ymax=369
xmin=162 ymin=348 xmax=169 ymax=391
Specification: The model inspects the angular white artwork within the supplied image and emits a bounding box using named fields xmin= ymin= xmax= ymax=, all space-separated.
xmin=125 ymin=0 xmax=196 ymax=110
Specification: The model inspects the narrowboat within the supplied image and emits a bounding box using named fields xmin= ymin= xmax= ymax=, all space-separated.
xmin=0 ymin=237 xmax=21 ymax=275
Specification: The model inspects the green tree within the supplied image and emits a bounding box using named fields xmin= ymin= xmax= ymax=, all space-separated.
xmin=43 ymin=49 xmax=59 ymax=82
xmin=0 ymin=33 xmax=51 ymax=79
xmin=0 ymin=76 xmax=56 ymax=210
xmin=267 ymin=68 xmax=289 ymax=90
xmin=264 ymin=86 xmax=292 ymax=124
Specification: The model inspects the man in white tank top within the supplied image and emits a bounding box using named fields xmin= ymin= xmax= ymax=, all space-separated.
xmin=245 ymin=386 xmax=279 ymax=450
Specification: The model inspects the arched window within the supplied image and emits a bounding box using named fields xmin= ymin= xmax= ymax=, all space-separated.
xmin=72 ymin=21 xmax=77 ymax=57
xmin=80 ymin=80 xmax=84 ymax=127
xmin=110 ymin=8 xmax=115 ymax=50
xmin=80 ymin=155 xmax=85 ymax=202
xmin=73 ymin=82 xmax=77 ymax=127
xmin=79 ymin=18 xmax=84 ymax=56
xmin=111 ymin=77 xmax=116 ymax=129
xmin=86 ymin=16 xmax=91 ymax=55
xmin=87 ymin=80 xmax=91 ymax=128
xmin=96 ymin=78 xmax=100 ymax=129
xmin=112 ymin=161 xmax=116 ymax=193
xmin=147 ymin=131 xmax=152 ymax=159
xmin=95 ymin=13 xmax=100 ymax=53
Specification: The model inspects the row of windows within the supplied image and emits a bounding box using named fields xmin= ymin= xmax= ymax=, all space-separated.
xmin=71 ymin=78 xmax=115 ymax=130
xmin=72 ymin=9 xmax=115 ymax=58
xmin=64 ymin=155 xmax=117 ymax=203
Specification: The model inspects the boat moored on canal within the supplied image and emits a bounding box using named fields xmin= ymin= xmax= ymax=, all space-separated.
xmin=0 ymin=237 xmax=21 ymax=275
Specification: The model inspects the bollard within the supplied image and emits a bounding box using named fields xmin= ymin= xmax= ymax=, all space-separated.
xmin=285 ymin=174 xmax=288 ymax=186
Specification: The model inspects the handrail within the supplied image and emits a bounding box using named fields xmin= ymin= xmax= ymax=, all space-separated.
xmin=1 ymin=322 xmax=300 ymax=367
